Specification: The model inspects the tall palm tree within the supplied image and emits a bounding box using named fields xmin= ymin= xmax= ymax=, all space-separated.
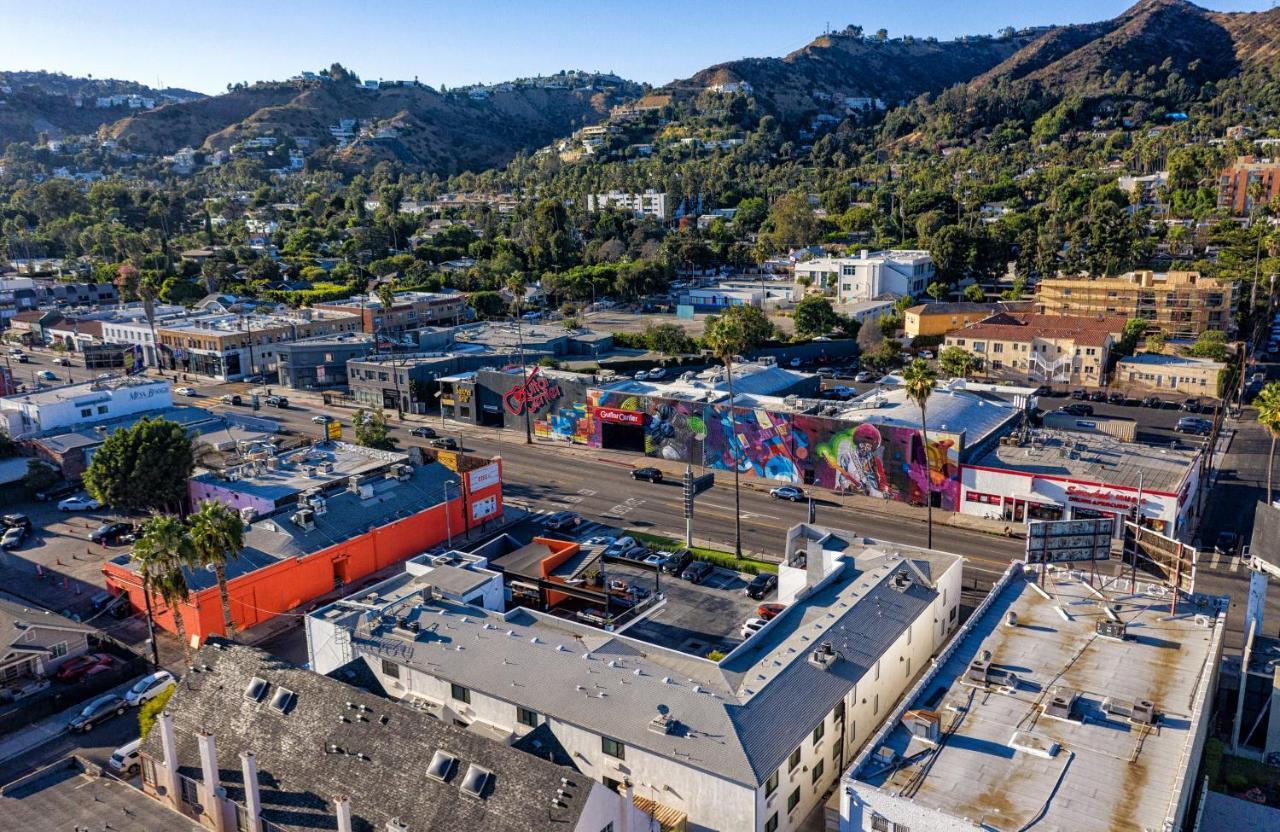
xmin=902 ymin=359 xmax=940 ymax=549
xmin=1256 ymin=382 xmax=1280 ymax=505
xmin=188 ymin=500 xmax=246 ymax=639
xmin=132 ymin=514 xmax=197 ymax=665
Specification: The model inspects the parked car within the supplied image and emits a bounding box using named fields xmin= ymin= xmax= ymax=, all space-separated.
xmin=1 ymin=524 xmax=27 ymax=549
xmin=410 ymin=426 xmax=437 ymax=438
xmin=919 ymin=350 xmax=934 ymax=360
xmin=745 ymin=573 xmax=778 ymax=600
xmin=1031 ymin=385 xmax=1053 ymax=397
xmin=35 ymin=481 xmax=79 ymax=502
xmin=3 ymin=513 xmax=31 ymax=532
xmin=633 ymin=370 xmax=648 ymax=381
xmin=124 ymin=670 xmax=175 ymax=707
xmin=661 ymin=549 xmax=693 ymax=575
xmin=1180 ymin=398 xmax=1202 ymax=413
xmin=109 ymin=739 xmax=142 ymax=775
xmin=67 ymin=693 xmax=126 ymax=733
xmin=631 ymin=467 xmax=663 ymax=483
xmin=14 ymin=353 xmax=27 ymax=363
xmin=740 ymin=618 xmax=767 ymax=639
xmin=757 ymin=602 xmax=786 ymax=621
xmin=1141 ymin=396 xmax=1163 ymax=408
xmin=647 ymin=367 xmax=666 ymax=380
xmin=264 ymin=395 xmax=289 ymax=408
xmin=1070 ymin=389 xmax=1087 ymax=400
xmin=1057 ymin=404 xmax=1093 ymax=417
xmin=1214 ymin=531 xmax=1239 ymax=556
xmin=1107 ymin=391 xmax=1127 ymax=405
xmin=543 ymin=511 xmax=582 ymax=532
xmin=583 ymin=535 xmax=616 ymax=549
xmin=832 ymin=385 xmax=853 ymax=398
xmin=174 ymin=386 xmax=197 ymax=397
xmin=817 ymin=367 xmax=836 ymax=378
xmin=854 ymin=371 xmax=875 ymax=383
xmin=1175 ymin=416 xmax=1212 ymax=436
xmin=681 ymin=560 xmax=714 ymax=584
xmin=1087 ymin=390 xmax=1107 ymax=402
xmin=769 ymin=486 xmax=805 ymax=502
xmin=428 ymin=437 xmax=459 ymax=451
xmin=53 ymin=356 xmax=71 ymax=366
xmin=90 ymin=521 xmax=136 ymax=545
xmin=604 ymin=536 xmax=643 ymax=560
xmin=55 ymin=653 xmax=114 ymax=683
xmin=58 ymin=494 xmax=101 ymax=512
xmin=789 ymin=358 xmax=802 ymax=368
xmin=220 ymin=394 xmax=242 ymax=406
xmin=642 ymin=552 xmax=668 ymax=568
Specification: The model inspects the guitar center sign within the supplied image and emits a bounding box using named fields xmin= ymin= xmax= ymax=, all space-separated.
xmin=595 ymin=406 xmax=645 ymax=426
xmin=502 ymin=367 xmax=562 ymax=416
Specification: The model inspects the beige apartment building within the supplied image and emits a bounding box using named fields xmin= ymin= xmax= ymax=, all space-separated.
xmin=943 ymin=312 xmax=1128 ymax=387
xmin=1035 ymin=270 xmax=1235 ymax=340
xmin=1115 ymin=353 xmax=1227 ymax=397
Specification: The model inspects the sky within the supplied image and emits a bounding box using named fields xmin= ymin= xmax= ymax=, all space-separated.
xmin=1 ymin=0 xmax=1274 ymax=95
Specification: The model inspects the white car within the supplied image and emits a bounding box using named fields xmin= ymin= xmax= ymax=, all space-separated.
xmin=174 ymin=386 xmax=197 ymax=397
xmin=583 ymin=535 xmax=616 ymax=548
xmin=919 ymin=350 xmax=934 ymax=360
xmin=58 ymin=495 xmax=101 ymax=512
xmin=311 ymin=415 xmax=333 ymax=424
xmin=647 ymin=367 xmax=666 ymax=380
xmin=108 ymin=738 xmax=142 ymax=775
xmin=633 ymin=370 xmax=648 ymax=380
xmin=740 ymin=617 xmax=767 ymax=639
xmin=124 ymin=670 xmax=175 ymax=707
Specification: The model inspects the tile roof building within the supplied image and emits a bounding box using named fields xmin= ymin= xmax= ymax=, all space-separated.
xmin=139 ymin=641 xmax=642 ymax=832
xmin=841 ymin=563 xmax=1226 ymax=832
xmin=943 ymin=312 xmax=1129 ymax=387
xmin=307 ymin=524 xmax=965 ymax=832
xmin=903 ymin=301 xmax=1035 ymax=339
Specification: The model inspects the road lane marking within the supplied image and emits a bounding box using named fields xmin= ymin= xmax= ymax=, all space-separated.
xmin=1230 ymin=556 xmax=1241 ymax=573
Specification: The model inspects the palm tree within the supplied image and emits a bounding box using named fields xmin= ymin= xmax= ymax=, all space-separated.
xmin=902 ymin=359 xmax=940 ymax=549
xmin=132 ymin=514 xmax=197 ymax=665
xmin=188 ymin=500 xmax=246 ymax=639
xmin=1256 ymin=382 xmax=1280 ymax=505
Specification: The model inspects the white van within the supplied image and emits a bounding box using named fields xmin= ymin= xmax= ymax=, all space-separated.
xmin=109 ymin=738 xmax=142 ymax=775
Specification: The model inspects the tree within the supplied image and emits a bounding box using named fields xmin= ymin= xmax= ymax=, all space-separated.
xmin=469 ymin=290 xmax=506 ymax=319
xmin=1256 ymin=383 xmax=1280 ymax=505
xmin=84 ymin=418 xmax=195 ymax=513
xmin=188 ymin=500 xmax=245 ymax=639
xmin=962 ymin=284 xmax=986 ymax=303
xmin=138 ymin=686 xmax=175 ymax=739
xmin=938 ymin=346 xmax=977 ymax=378
xmin=22 ymin=459 xmax=59 ymax=493
xmin=353 ymin=408 xmax=397 ymax=450
xmin=1145 ymin=331 xmax=1166 ymax=354
xmin=704 ymin=306 xmax=771 ymax=558
xmin=132 ymin=514 xmax=196 ymax=666
xmin=926 ymin=282 xmax=948 ymax=303
xmin=862 ymin=338 xmax=903 ymax=372
xmin=1189 ymin=330 xmax=1229 ymax=362
xmin=901 ymin=359 xmax=939 ymax=548
xmin=792 ymin=296 xmax=840 ymax=338
xmin=759 ymin=191 xmax=818 ymax=252
xmin=645 ymin=322 xmax=695 ymax=355
xmin=1117 ymin=318 xmax=1148 ymax=356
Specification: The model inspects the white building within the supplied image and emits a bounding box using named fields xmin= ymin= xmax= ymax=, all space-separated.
xmin=841 ymin=562 xmax=1226 ymax=832
xmin=99 ymin=308 xmax=193 ymax=367
xmin=794 ymin=251 xmax=934 ymax=303
xmin=308 ymin=524 xmax=965 ymax=832
xmin=0 ymin=377 xmax=172 ymax=438
xmin=587 ymin=190 xmax=670 ymax=221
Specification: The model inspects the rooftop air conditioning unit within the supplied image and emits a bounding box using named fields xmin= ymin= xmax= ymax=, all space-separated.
xmin=291 ymin=508 xmax=315 ymax=531
xmin=358 ymin=484 xmax=374 ymax=500
xmin=320 ymin=461 xmax=335 ymax=474
xmin=347 ymin=476 xmax=361 ymax=493
xmin=239 ymin=507 xmax=257 ymax=526
xmin=648 ymin=711 xmax=676 ymax=735
xmin=807 ymin=641 xmax=839 ymax=671
xmin=1095 ymin=620 xmax=1128 ymax=641
xmin=309 ymin=495 xmax=328 ymax=516
xmin=903 ymin=710 xmax=941 ymax=743
xmin=967 ymin=658 xmax=992 ymax=684
xmin=1130 ymin=699 xmax=1157 ymax=725
xmin=1043 ymin=687 xmax=1078 ymax=720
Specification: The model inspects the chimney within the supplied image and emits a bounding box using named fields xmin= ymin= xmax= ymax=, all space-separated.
xmin=240 ymin=752 xmax=261 ymax=832
xmin=335 ymin=795 xmax=353 ymax=832
xmin=621 ymin=779 xmax=635 ymax=832
xmin=157 ymin=712 xmax=182 ymax=807
xmin=197 ymin=730 xmax=224 ymax=831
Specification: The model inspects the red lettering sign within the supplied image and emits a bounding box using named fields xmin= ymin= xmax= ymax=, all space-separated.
xmin=596 ymin=406 xmax=645 ymax=426
xmin=1066 ymin=486 xmax=1138 ymax=511
xmin=502 ymin=367 xmax=562 ymax=416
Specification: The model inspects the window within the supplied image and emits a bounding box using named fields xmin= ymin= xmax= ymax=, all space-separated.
xmin=80 ymin=408 xmax=92 ymax=418
xmin=765 ymin=813 xmax=779 ymax=832
xmin=811 ymin=759 xmax=824 ymax=784
xmin=765 ymin=769 xmax=779 ymax=797
xmin=834 ymin=701 xmax=845 ymax=724
xmin=872 ymin=817 xmax=891 ymax=832
xmin=992 ymin=342 xmax=1003 ymax=353
xmin=874 ymin=694 xmax=880 ymax=715
xmin=517 ymin=706 xmax=538 ymax=727
xmin=179 ymin=775 xmax=200 ymax=805
xmin=787 ymin=787 xmax=800 ymax=813
xmin=788 ymin=747 xmax=802 ymax=772
xmin=381 ymin=659 xmax=400 ymax=679
xmin=450 ymin=683 xmax=470 ymax=704
xmin=812 ymin=721 xmax=825 ymax=746
xmin=874 ymin=661 xmax=880 ymax=681
xmin=602 ymin=736 xmax=625 ymax=760
xmin=600 ymin=824 xmax=614 ymax=832
xmin=141 ymin=757 xmax=156 ymax=787
xmin=50 ymin=642 xmax=67 ymax=658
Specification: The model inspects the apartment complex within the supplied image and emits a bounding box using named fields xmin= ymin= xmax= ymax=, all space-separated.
xmin=903 ymin=300 xmax=1034 ymax=338
xmin=308 ymin=524 xmax=965 ymax=832
xmin=1217 ymin=155 xmax=1280 ymax=216
xmin=841 ymin=563 xmax=1226 ymax=832
xmin=586 ymin=189 xmax=670 ymax=221
xmin=314 ymin=290 xmax=467 ymax=336
xmin=1036 ymin=270 xmax=1236 ymax=339
xmin=794 ymin=250 xmax=933 ymax=304
xmin=942 ymin=312 xmax=1128 ymax=387
xmin=155 ymin=309 xmax=361 ymax=380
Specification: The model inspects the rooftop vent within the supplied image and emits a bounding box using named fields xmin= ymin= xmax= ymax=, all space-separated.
xmin=648 ymin=711 xmax=675 ymax=735
xmin=290 ymin=508 xmax=315 ymax=531
xmin=386 ymin=820 xmax=409 ymax=832
xmin=268 ymin=687 xmax=295 ymax=714
xmin=460 ymin=764 xmax=492 ymax=799
xmin=891 ymin=570 xmax=913 ymax=592
xmin=808 ymin=641 xmax=839 ymax=671
xmin=902 ymin=709 xmax=941 ymax=743
xmin=1131 ymin=699 xmax=1158 ymax=725
xmin=244 ymin=677 xmax=268 ymax=702
xmin=426 ymin=750 xmax=456 ymax=783
xmin=1043 ymin=686 xmax=1079 ymax=720
xmin=1095 ymin=620 xmax=1128 ymax=641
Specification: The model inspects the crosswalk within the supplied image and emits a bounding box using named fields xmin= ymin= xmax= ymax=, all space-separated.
xmin=1203 ymin=550 xmax=1243 ymax=572
xmin=528 ymin=507 xmax=612 ymax=540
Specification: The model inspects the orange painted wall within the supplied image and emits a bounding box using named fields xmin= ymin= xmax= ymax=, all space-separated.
xmin=103 ymin=473 xmax=504 ymax=642
xmin=536 ymin=536 xmax=581 ymax=608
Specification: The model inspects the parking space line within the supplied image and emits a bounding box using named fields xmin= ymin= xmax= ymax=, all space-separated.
xmin=1229 ymin=556 xmax=1241 ymax=573
xmin=1208 ymin=551 xmax=1221 ymax=569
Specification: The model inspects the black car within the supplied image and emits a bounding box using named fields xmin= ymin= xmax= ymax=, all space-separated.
xmin=681 ymin=561 xmax=714 ymax=583
xmin=35 ymin=481 xmax=79 ymax=502
xmin=632 ymin=467 xmax=663 ymax=483
xmin=1180 ymin=398 xmax=1202 ymax=413
xmin=1175 ymin=416 xmax=1212 ymax=436
xmin=1214 ymin=531 xmax=1239 ymax=555
xmin=68 ymin=693 xmax=126 ymax=733
xmin=1107 ymin=391 xmax=1127 ymax=405
xmin=660 ymin=549 xmax=693 ymax=575
xmin=745 ymin=573 xmax=778 ymax=600
xmin=543 ymin=511 xmax=581 ymax=532
xmin=2 ymin=514 xmax=32 ymax=532
xmin=410 ymin=426 xmax=437 ymax=438
xmin=1031 ymin=385 xmax=1053 ymax=397
xmin=1142 ymin=396 xmax=1163 ymax=408
xmin=1070 ymin=389 xmax=1087 ymax=400
xmin=264 ymin=395 xmax=289 ymax=409
xmin=1058 ymin=403 xmax=1093 ymax=417
xmin=90 ymin=522 xmax=136 ymax=545
xmin=429 ymin=437 xmax=459 ymax=451
xmin=1087 ymin=390 xmax=1107 ymax=402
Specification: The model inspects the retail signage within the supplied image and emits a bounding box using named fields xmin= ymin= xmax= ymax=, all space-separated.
xmin=468 ymin=462 xmax=500 ymax=491
xmin=1025 ymin=518 xmax=1114 ymax=563
xmin=502 ymin=367 xmax=561 ymax=416
xmin=596 ymin=406 xmax=645 ymax=426
xmin=1066 ymin=486 xmax=1138 ymax=512
xmin=1122 ymin=522 xmax=1197 ymax=596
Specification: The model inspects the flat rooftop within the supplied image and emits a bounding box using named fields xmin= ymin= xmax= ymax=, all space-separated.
xmin=1 ymin=375 xmax=166 ymax=408
xmin=0 ymin=756 xmax=202 ymax=832
xmin=605 ymin=361 xmax=813 ymax=400
xmin=838 ymin=382 xmax=1025 ymax=447
xmin=969 ymin=428 xmax=1198 ymax=493
xmin=191 ymin=441 xmax=407 ymax=505
xmin=35 ymin=405 xmax=249 ymax=452
xmin=851 ymin=566 xmax=1225 ymax=832
xmin=1118 ymin=353 xmax=1227 ymax=370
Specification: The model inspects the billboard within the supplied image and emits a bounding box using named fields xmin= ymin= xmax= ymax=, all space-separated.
xmin=1122 ymin=522 xmax=1197 ymax=595
xmin=325 ymin=420 xmax=342 ymax=441
xmin=1026 ymin=518 xmax=1114 ymax=563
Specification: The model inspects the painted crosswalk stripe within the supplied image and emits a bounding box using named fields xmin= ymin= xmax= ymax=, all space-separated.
xmin=1208 ymin=551 xmax=1221 ymax=569
xmin=1229 ymin=556 xmax=1241 ymax=573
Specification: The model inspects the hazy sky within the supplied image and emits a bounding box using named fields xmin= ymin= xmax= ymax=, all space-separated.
xmin=1 ymin=1 xmax=1274 ymax=94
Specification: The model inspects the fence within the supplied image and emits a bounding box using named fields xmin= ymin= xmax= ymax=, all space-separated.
xmin=0 ymin=642 xmax=147 ymax=736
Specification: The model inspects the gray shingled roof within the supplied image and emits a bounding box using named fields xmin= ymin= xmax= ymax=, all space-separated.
xmin=1251 ymin=500 xmax=1280 ymax=571
xmin=140 ymin=641 xmax=592 ymax=832
xmin=0 ymin=592 xmax=94 ymax=654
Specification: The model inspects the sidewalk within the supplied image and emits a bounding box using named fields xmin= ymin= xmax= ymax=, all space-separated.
xmin=0 ymin=676 xmax=140 ymax=766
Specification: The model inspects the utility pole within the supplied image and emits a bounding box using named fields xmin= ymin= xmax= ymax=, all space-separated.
xmin=683 ymin=463 xmax=695 ymax=548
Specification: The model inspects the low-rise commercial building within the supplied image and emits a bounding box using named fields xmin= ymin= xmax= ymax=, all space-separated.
xmin=1036 ymin=270 xmax=1236 ymax=339
xmin=155 ymin=309 xmax=361 ymax=380
xmin=309 ymin=523 xmax=965 ymax=832
xmin=942 ymin=312 xmax=1128 ymax=387
xmin=841 ymin=563 xmax=1226 ymax=832
xmin=314 ymin=290 xmax=467 ymax=336
xmin=1116 ymin=353 xmax=1227 ymax=397
xmin=275 ymin=332 xmax=373 ymax=390
xmin=794 ymin=251 xmax=933 ymax=304
xmin=0 ymin=376 xmax=171 ymax=438
xmin=904 ymin=300 xmax=1034 ymax=339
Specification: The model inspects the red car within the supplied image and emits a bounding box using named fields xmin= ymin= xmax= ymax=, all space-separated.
xmin=757 ymin=603 xmax=786 ymax=621
xmin=54 ymin=653 xmax=113 ymax=683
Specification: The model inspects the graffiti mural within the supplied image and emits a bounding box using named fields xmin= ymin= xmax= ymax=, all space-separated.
xmin=704 ymin=405 xmax=803 ymax=483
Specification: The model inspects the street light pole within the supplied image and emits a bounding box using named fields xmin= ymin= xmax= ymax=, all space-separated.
xmin=442 ymin=480 xmax=458 ymax=548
